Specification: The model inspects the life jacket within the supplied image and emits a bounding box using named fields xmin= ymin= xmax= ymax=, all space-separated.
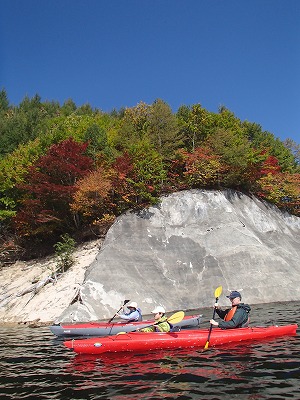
xmin=224 ymin=305 xmax=250 ymax=327
xmin=154 ymin=316 xmax=171 ymax=332
xmin=224 ymin=306 xmax=237 ymax=321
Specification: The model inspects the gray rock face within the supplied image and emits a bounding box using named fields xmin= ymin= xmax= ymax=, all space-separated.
xmin=58 ymin=189 xmax=300 ymax=322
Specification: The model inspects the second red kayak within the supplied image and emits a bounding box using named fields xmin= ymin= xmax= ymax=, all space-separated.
xmin=64 ymin=324 xmax=297 ymax=355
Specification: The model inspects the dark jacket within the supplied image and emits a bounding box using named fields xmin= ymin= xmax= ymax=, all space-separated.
xmin=215 ymin=303 xmax=251 ymax=329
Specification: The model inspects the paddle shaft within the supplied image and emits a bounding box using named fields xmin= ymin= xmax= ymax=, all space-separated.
xmin=204 ymin=286 xmax=222 ymax=349
xmin=205 ymin=297 xmax=219 ymax=344
xmin=108 ymin=299 xmax=130 ymax=323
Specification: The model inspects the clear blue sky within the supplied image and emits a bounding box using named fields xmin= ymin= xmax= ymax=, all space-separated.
xmin=1 ymin=0 xmax=299 ymax=144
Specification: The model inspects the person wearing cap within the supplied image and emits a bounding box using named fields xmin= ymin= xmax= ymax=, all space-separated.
xmin=210 ymin=290 xmax=251 ymax=329
xmin=117 ymin=301 xmax=142 ymax=322
xmin=140 ymin=306 xmax=171 ymax=332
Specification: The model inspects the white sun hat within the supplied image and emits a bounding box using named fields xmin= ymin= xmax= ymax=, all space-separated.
xmin=151 ymin=306 xmax=165 ymax=314
xmin=127 ymin=301 xmax=137 ymax=309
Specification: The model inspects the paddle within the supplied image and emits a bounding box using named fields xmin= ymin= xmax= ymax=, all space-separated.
xmin=117 ymin=310 xmax=185 ymax=334
xmin=204 ymin=286 xmax=223 ymax=350
xmin=108 ymin=299 xmax=130 ymax=323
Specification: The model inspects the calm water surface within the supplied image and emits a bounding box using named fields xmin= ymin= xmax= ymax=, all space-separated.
xmin=1 ymin=302 xmax=299 ymax=400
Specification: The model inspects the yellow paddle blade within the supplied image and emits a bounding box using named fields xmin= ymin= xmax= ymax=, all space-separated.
xmin=204 ymin=341 xmax=209 ymax=350
xmin=214 ymin=286 xmax=222 ymax=299
xmin=167 ymin=311 xmax=185 ymax=324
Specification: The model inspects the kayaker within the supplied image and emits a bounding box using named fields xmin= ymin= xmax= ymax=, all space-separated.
xmin=140 ymin=306 xmax=171 ymax=332
xmin=210 ymin=290 xmax=251 ymax=329
xmin=117 ymin=301 xmax=143 ymax=322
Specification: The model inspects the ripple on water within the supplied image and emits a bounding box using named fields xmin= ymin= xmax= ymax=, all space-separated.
xmin=0 ymin=303 xmax=299 ymax=400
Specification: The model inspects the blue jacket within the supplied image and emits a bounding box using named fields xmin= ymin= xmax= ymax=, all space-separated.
xmin=119 ymin=308 xmax=142 ymax=321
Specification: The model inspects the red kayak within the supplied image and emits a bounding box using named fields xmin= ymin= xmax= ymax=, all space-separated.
xmin=64 ymin=324 xmax=297 ymax=355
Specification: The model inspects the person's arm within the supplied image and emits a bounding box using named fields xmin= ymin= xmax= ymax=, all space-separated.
xmin=140 ymin=326 xmax=155 ymax=332
xmin=215 ymin=307 xmax=229 ymax=320
xmin=118 ymin=310 xmax=138 ymax=321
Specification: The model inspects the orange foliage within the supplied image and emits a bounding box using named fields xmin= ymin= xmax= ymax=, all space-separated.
xmin=71 ymin=167 xmax=113 ymax=217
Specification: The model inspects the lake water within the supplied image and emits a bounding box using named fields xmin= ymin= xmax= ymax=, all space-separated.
xmin=0 ymin=301 xmax=299 ymax=399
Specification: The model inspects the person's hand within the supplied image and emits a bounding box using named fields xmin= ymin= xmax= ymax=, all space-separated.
xmin=214 ymin=303 xmax=219 ymax=309
xmin=210 ymin=319 xmax=219 ymax=326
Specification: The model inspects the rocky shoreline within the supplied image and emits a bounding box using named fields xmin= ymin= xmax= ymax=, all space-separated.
xmin=0 ymin=239 xmax=102 ymax=325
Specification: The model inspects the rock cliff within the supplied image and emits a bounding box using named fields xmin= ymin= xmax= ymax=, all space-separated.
xmin=57 ymin=189 xmax=300 ymax=323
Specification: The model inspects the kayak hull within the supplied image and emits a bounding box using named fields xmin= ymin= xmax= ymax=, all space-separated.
xmin=64 ymin=324 xmax=298 ymax=355
xmin=50 ymin=314 xmax=202 ymax=337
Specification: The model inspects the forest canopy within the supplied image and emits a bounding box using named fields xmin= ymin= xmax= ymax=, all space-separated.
xmin=0 ymin=89 xmax=299 ymax=260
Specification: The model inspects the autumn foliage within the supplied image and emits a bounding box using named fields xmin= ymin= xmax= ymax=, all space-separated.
xmin=14 ymin=138 xmax=93 ymax=237
xmin=0 ymin=90 xmax=299 ymax=256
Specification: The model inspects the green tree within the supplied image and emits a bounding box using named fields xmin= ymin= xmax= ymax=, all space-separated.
xmin=114 ymin=101 xmax=151 ymax=150
xmin=53 ymin=233 xmax=76 ymax=273
xmin=242 ymin=122 xmax=297 ymax=172
xmin=0 ymin=140 xmax=42 ymax=224
xmin=283 ymin=138 xmax=300 ymax=170
xmin=147 ymin=99 xmax=183 ymax=156
xmin=205 ymin=128 xmax=254 ymax=188
xmin=128 ymin=139 xmax=167 ymax=204
xmin=0 ymin=88 xmax=9 ymax=111
xmin=83 ymin=123 xmax=112 ymax=160
xmin=186 ymin=104 xmax=210 ymax=150
xmin=0 ymin=94 xmax=54 ymax=156
xmin=61 ymin=99 xmax=77 ymax=115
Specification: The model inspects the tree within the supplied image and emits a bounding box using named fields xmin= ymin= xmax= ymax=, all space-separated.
xmin=182 ymin=147 xmax=226 ymax=188
xmin=128 ymin=140 xmax=167 ymax=204
xmin=0 ymin=88 xmax=9 ymax=111
xmin=256 ymin=172 xmax=300 ymax=216
xmin=0 ymin=140 xmax=42 ymax=224
xmin=83 ymin=123 xmax=112 ymax=160
xmin=284 ymin=138 xmax=300 ymax=169
xmin=185 ymin=104 xmax=210 ymax=151
xmin=205 ymin=128 xmax=253 ymax=188
xmin=71 ymin=166 xmax=113 ymax=219
xmin=243 ymin=124 xmax=297 ymax=172
xmin=114 ymin=101 xmax=151 ymax=150
xmin=0 ymin=93 xmax=54 ymax=156
xmin=61 ymin=99 xmax=77 ymax=115
xmin=14 ymin=138 xmax=94 ymax=237
xmin=147 ymin=99 xmax=183 ymax=156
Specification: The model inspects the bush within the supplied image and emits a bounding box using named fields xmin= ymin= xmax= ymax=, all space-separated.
xmin=53 ymin=233 xmax=76 ymax=274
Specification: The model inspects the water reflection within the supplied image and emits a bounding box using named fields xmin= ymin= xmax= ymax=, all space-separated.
xmin=62 ymin=334 xmax=300 ymax=399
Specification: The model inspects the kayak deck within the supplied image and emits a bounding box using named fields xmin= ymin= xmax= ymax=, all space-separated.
xmin=64 ymin=324 xmax=298 ymax=355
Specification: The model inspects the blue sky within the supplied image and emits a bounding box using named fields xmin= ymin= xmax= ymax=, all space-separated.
xmin=1 ymin=0 xmax=299 ymax=144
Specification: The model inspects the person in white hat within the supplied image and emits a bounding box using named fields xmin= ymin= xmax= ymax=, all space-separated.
xmin=140 ymin=305 xmax=170 ymax=332
xmin=118 ymin=301 xmax=142 ymax=322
